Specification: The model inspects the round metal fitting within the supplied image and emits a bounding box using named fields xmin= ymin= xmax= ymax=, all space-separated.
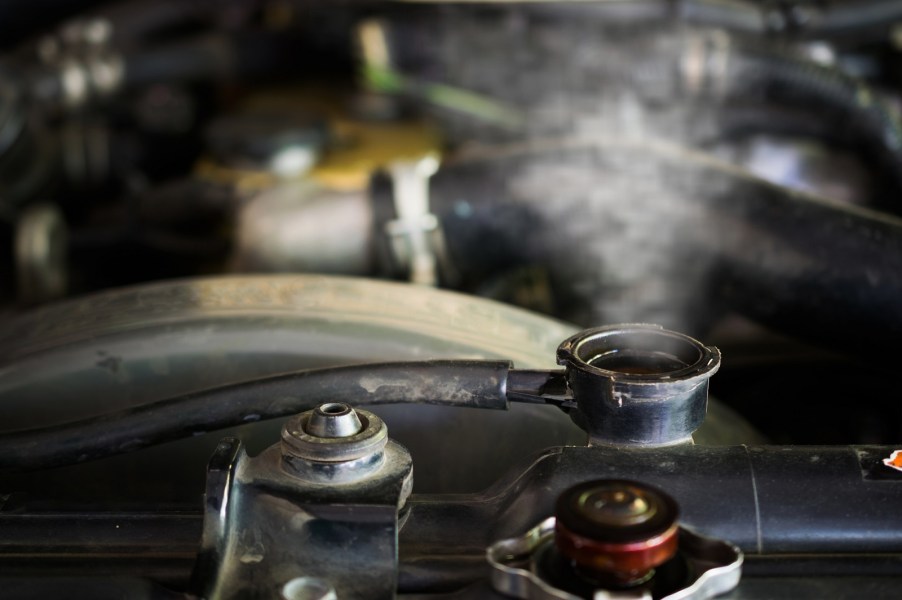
xmin=557 ymin=324 xmax=720 ymax=446
xmin=554 ymin=479 xmax=680 ymax=586
xmin=306 ymin=402 xmax=364 ymax=438
xmin=281 ymin=406 xmax=387 ymax=463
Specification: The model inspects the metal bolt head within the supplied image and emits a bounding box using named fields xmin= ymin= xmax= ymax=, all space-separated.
xmin=306 ymin=403 xmax=363 ymax=438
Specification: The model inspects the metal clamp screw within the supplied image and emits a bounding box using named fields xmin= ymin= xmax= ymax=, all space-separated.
xmin=385 ymin=154 xmax=445 ymax=286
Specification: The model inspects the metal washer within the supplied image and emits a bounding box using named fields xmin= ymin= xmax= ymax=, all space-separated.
xmin=281 ymin=408 xmax=388 ymax=463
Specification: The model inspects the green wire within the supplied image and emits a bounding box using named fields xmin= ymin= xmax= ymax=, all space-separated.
xmin=363 ymin=64 xmax=525 ymax=130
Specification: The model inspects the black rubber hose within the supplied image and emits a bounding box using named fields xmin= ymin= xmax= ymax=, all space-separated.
xmin=401 ymin=140 xmax=902 ymax=354
xmin=0 ymin=360 xmax=512 ymax=471
xmin=382 ymin=11 xmax=902 ymax=206
xmin=121 ymin=30 xmax=351 ymax=89
xmin=26 ymin=36 xmax=236 ymax=106
xmin=702 ymin=39 xmax=902 ymax=211
xmin=29 ymin=30 xmax=350 ymax=107
xmin=100 ymin=0 xmax=227 ymax=47
xmin=540 ymin=1 xmax=902 ymax=37
xmin=811 ymin=0 xmax=902 ymax=39
xmin=383 ymin=1 xmax=902 ymax=38
xmin=122 ymin=36 xmax=236 ymax=88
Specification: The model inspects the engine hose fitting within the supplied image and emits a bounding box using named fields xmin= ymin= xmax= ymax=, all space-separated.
xmin=557 ymin=324 xmax=720 ymax=447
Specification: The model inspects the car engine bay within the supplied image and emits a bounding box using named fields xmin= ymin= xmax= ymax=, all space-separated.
xmin=1 ymin=0 xmax=902 ymax=598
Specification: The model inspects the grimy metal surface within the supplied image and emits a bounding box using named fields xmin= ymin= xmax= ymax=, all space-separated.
xmin=2 ymin=444 xmax=900 ymax=598
xmin=193 ymin=437 xmax=412 ymax=600
xmin=400 ymin=444 xmax=902 ymax=589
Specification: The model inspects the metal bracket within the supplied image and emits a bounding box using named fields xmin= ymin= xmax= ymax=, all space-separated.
xmin=487 ymin=517 xmax=742 ymax=600
xmin=192 ymin=436 xmax=413 ymax=600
